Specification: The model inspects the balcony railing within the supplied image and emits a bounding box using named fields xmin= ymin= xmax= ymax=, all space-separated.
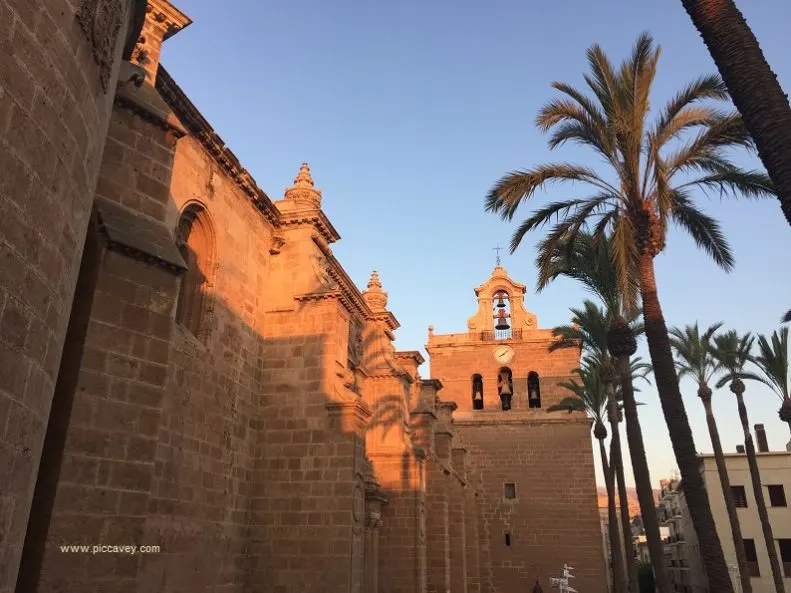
xmin=474 ymin=329 xmax=524 ymax=342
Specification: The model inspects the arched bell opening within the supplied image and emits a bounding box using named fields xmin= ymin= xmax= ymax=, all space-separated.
xmin=527 ymin=371 xmax=541 ymax=408
xmin=493 ymin=290 xmax=512 ymax=340
xmin=472 ymin=374 xmax=484 ymax=410
xmin=497 ymin=367 xmax=513 ymax=411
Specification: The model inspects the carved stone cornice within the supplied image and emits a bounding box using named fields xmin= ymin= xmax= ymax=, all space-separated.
xmin=325 ymin=398 xmax=372 ymax=435
xmin=308 ymin=234 xmax=378 ymax=322
xmin=156 ymin=67 xmax=280 ymax=226
xmin=146 ymin=0 xmax=192 ymax=40
xmin=420 ymin=378 xmax=443 ymax=392
xmin=393 ymin=351 xmax=426 ymax=366
xmin=278 ymin=208 xmax=340 ymax=246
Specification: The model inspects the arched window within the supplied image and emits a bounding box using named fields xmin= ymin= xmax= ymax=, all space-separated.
xmin=528 ymin=371 xmax=541 ymax=408
xmin=175 ymin=203 xmax=215 ymax=339
xmin=497 ymin=367 xmax=513 ymax=411
xmin=472 ymin=374 xmax=484 ymax=410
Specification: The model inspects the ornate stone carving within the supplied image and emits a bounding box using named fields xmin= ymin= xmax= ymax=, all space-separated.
xmin=311 ymin=254 xmax=338 ymax=290
xmin=269 ymin=233 xmax=286 ymax=255
xmin=362 ymin=271 xmax=388 ymax=312
xmin=348 ymin=320 xmax=363 ymax=364
xmin=77 ymin=0 xmax=125 ymax=91
xmin=284 ymin=163 xmax=322 ymax=207
xmin=353 ymin=482 xmax=365 ymax=523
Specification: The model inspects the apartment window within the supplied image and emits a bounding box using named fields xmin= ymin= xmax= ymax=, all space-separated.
xmin=779 ymin=539 xmax=791 ymax=578
xmin=504 ymin=483 xmax=516 ymax=500
xmin=744 ymin=538 xmax=760 ymax=577
xmin=731 ymin=485 xmax=748 ymax=508
xmin=504 ymin=532 xmax=511 ymax=547
xmin=767 ymin=485 xmax=787 ymax=507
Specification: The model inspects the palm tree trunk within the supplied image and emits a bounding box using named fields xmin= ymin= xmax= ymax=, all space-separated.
xmin=701 ymin=392 xmax=753 ymax=593
xmin=679 ymin=0 xmax=791 ymax=226
xmin=639 ymin=251 xmax=734 ymax=592
xmin=602 ymin=437 xmax=628 ymax=593
xmin=734 ymin=385 xmax=786 ymax=592
xmin=611 ymin=419 xmax=639 ymax=591
xmin=615 ymin=354 xmax=673 ymax=593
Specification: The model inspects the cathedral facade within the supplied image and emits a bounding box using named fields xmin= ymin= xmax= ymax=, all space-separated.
xmin=0 ymin=1 xmax=605 ymax=592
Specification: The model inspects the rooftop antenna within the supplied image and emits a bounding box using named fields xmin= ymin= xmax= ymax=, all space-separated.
xmin=493 ymin=244 xmax=503 ymax=266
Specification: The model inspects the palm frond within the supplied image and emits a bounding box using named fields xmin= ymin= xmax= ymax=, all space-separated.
xmin=752 ymin=328 xmax=790 ymax=401
xmin=669 ymin=322 xmax=724 ymax=385
xmin=653 ymin=74 xmax=729 ymax=145
xmin=670 ymin=191 xmax=734 ymax=271
xmin=712 ymin=330 xmax=757 ymax=388
xmin=484 ymin=164 xmax=619 ymax=221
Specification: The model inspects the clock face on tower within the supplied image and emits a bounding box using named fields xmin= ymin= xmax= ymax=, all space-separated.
xmin=493 ymin=345 xmax=515 ymax=364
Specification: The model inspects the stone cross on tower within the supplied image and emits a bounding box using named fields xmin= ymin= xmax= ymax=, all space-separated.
xmin=493 ymin=245 xmax=503 ymax=266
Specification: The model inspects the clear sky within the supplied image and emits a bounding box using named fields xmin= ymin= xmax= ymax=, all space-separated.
xmin=161 ymin=1 xmax=791 ymax=488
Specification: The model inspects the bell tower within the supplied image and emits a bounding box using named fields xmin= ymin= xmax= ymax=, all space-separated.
xmin=465 ymin=263 xmax=538 ymax=339
xmin=425 ymin=264 xmax=607 ymax=593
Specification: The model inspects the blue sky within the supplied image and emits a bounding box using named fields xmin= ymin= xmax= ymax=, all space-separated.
xmin=162 ymin=1 xmax=791 ymax=487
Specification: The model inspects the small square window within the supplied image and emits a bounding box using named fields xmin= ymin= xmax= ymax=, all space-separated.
xmin=731 ymin=485 xmax=748 ymax=508
xmin=504 ymin=483 xmax=516 ymax=499
xmin=768 ymin=485 xmax=787 ymax=507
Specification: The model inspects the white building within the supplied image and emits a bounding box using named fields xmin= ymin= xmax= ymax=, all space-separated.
xmin=666 ymin=425 xmax=791 ymax=593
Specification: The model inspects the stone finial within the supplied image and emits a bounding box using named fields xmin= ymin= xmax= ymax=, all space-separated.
xmin=362 ymin=270 xmax=388 ymax=312
xmin=284 ymin=162 xmax=322 ymax=207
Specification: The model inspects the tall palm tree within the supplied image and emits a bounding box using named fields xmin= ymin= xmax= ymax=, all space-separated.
xmin=714 ymin=331 xmax=786 ymax=593
xmin=782 ymin=310 xmax=791 ymax=324
xmin=551 ymin=304 xmax=637 ymax=591
xmin=752 ymin=328 xmax=791 ymax=440
xmin=544 ymin=232 xmax=670 ymax=593
xmin=485 ymin=34 xmax=777 ymax=591
xmin=679 ymin=0 xmax=791 ymax=226
xmin=551 ymin=364 xmax=627 ymax=593
xmin=670 ymin=322 xmax=752 ymax=593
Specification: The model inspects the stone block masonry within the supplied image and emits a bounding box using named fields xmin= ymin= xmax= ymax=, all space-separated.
xmin=0 ymin=1 xmax=145 ymax=590
xmin=1 ymin=2 xmax=607 ymax=592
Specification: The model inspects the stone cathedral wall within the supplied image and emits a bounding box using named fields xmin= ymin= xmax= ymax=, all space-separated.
xmin=0 ymin=1 xmax=146 ymax=590
xmin=0 ymin=2 xmax=607 ymax=592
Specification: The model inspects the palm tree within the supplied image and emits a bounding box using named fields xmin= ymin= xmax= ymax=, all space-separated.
xmin=551 ymin=304 xmax=636 ymax=591
xmin=544 ymin=232 xmax=670 ymax=593
xmin=485 ymin=33 xmax=777 ymax=591
xmin=714 ymin=331 xmax=786 ymax=593
xmin=782 ymin=310 xmax=791 ymax=324
xmin=752 ymin=328 xmax=791 ymax=441
xmin=670 ymin=322 xmax=752 ymax=593
xmin=679 ymin=0 xmax=791 ymax=226
xmin=551 ymin=364 xmax=627 ymax=593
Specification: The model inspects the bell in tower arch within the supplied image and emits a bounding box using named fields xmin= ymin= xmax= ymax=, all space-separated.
xmin=495 ymin=309 xmax=510 ymax=331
